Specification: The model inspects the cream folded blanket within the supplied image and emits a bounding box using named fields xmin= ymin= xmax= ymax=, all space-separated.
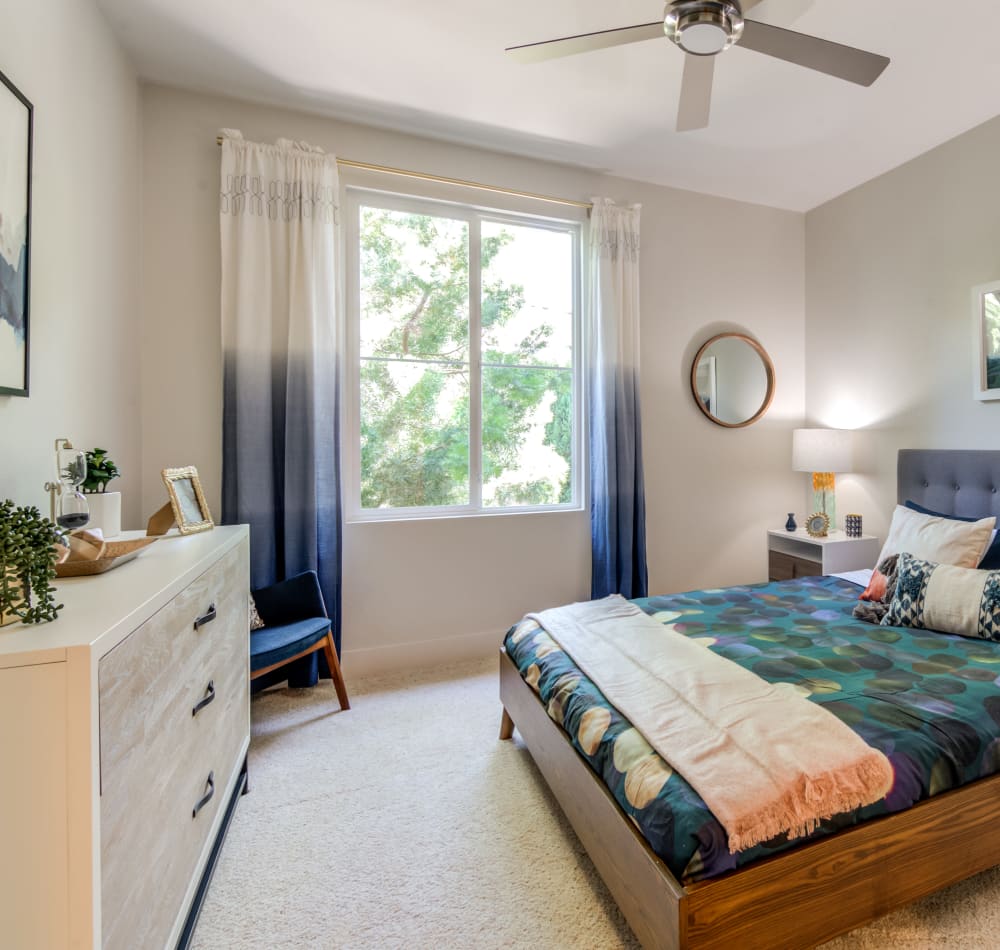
xmin=528 ymin=595 xmax=894 ymax=853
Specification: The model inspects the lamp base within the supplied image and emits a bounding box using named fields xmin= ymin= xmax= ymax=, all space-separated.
xmin=812 ymin=472 xmax=836 ymax=530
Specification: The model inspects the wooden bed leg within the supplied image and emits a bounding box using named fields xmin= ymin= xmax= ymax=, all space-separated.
xmin=499 ymin=707 xmax=515 ymax=740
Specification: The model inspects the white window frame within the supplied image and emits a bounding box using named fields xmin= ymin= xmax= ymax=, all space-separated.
xmin=344 ymin=186 xmax=583 ymax=522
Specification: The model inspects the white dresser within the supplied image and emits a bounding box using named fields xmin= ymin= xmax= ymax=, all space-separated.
xmin=0 ymin=525 xmax=250 ymax=950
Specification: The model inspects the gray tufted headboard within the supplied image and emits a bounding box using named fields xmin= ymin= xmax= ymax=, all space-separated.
xmin=898 ymin=450 xmax=1000 ymax=521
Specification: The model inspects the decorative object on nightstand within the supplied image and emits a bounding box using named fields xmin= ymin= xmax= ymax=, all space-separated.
xmin=805 ymin=512 xmax=831 ymax=538
xmin=845 ymin=513 xmax=863 ymax=538
xmin=767 ymin=527 xmax=880 ymax=582
xmin=785 ymin=513 xmax=797 ymax=532
xmin=792 ymin=427 xmax=853 ymax=530
xmin=82 ymin=447 xmax=122 ymax=538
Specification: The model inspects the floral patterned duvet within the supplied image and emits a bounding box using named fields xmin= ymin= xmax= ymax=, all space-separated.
xmin=504 ymin=575 xmax=1000 ymax=883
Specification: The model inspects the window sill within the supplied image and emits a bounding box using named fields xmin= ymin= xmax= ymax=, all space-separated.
xmin=345 ymin=505 xmax=586 ymax=525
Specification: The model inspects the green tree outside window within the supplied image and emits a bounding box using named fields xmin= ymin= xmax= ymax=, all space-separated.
xmin=359 ymin=205 xmax=575 ymax=511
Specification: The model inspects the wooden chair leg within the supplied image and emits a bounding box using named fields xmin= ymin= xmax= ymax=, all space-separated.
xmin=499 ymin=707 xmax=514 ymax=740
xmin=322 ymin=631 xmax=351 ymax=711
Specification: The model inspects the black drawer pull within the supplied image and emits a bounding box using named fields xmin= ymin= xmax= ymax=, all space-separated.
xmin=192 ymin=680 xmax=216 ymax=717
xmin=193 ymin=604 xmax=217 ymax=630
xmin=193 ymin=772 xmax=215 ymax=818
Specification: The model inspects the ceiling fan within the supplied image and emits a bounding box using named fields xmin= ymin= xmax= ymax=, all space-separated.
xmin=505 ymin=1 xmax=890 ymax=132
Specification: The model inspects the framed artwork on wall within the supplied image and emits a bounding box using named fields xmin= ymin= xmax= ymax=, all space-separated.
xmin=974 ymin=280 xmax=1000 ymax=402
xmin=0 ymin=66 xmax=32 ymax=397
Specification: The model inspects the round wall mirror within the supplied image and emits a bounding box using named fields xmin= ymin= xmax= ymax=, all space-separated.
xmin=690 ymin=333 xmax=775 ymax=428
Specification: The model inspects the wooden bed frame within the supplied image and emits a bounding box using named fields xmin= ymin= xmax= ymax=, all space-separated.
xmin=498 ymin=449 xmax=1000 ymax=949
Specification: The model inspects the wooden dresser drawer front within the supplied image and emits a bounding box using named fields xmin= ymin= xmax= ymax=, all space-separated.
xmin=99 ymin=540 xmax=249 ymax=950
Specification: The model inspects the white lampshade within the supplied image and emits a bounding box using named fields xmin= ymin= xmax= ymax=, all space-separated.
xmin=792 ymin=428 xmax=853 ymax=473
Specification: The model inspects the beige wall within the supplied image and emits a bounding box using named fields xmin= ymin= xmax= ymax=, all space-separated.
xmin=805 ymin=115 xmax=1000 ymax=543
xmin=140 ymin=83 xmax=805 ymax=675
xmin=0 ymin=0 xmax=141 ymax=522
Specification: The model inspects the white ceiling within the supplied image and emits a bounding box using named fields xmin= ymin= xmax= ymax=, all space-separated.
xmin=98 ymin=0 xmax=1000 ymax=211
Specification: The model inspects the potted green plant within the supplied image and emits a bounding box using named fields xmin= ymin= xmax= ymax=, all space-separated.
xmin=0 ymin=499 xmax=64 ymax=626
xmin=82 ymin=447 xmax=122 ymax=537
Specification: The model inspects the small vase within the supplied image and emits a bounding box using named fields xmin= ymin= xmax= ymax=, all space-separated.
xmin=785 ymin=513 xmax=797 ymax=532
xmin=85 ymin=491 xmax=122 ymax=538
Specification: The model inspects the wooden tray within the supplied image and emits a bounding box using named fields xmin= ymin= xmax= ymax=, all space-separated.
xmin=55 ymin=537 xmax=157 ymax=577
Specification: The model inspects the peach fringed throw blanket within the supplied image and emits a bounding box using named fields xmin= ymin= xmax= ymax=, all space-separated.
xmin=528 ymin=595 xmax=894 ymax=853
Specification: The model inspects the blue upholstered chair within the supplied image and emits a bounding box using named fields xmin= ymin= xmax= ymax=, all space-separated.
xmin=249 ymin=571 xmax=350 ymax=710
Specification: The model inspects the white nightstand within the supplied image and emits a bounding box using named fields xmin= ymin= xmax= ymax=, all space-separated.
xmin=767 ymin=528 xmax=880 ymax=581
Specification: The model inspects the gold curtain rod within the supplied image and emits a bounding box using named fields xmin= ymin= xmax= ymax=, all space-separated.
xmin=215 ymin=135 xmax=592 ymax=211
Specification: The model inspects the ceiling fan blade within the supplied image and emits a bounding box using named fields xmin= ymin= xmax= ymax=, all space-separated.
xmin=677 ymin=55 xmax=715 ymax=132
xmin=506 ymin=21 xmax=665 ymax=64
xmin=740 ymin=19 xmax=889 ymax=86
xmin=743 ymin=0 xmax=811 ymax=18
xmin=673 ymin=0 xmax=758 ymax=132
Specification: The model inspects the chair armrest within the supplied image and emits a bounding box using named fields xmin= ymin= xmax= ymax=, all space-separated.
xmin=252 ymin=571 xmax=328 ymax=626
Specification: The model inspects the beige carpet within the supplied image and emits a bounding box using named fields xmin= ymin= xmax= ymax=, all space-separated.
xmin=192 ymin=657 xmax=1000 ymax=949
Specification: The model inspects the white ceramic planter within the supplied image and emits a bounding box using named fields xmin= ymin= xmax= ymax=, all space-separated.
xmin=84 ymin=491 xmax=122 ymax=538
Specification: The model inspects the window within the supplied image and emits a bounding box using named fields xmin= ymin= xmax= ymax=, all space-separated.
xmin=346 ymin=190 xmax=581 ymax=519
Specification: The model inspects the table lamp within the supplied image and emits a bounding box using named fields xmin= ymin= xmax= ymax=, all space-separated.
xmin=792 ymin=428 xmax=852 ymax=532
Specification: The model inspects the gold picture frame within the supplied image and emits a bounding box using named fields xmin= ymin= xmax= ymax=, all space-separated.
xmin=147 ymin=466 xmax=214 ymax=536
xmin=805 ymin=511 xmax=831 ymax=538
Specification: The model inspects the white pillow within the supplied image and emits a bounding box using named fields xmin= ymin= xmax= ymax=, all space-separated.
xmin=875 ymin=505 xmax=996 ymax=570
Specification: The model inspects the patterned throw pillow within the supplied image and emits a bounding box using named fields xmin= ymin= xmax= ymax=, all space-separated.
xmin=881 ymin=552 xmax=1000 ymax=640
xmin=854 ymin=554 xmax=899 ymax=624
xmin=858 ymin=553 xmax=898 ymax=604
xmin=249 ymin=594 xmax=265 ymax=631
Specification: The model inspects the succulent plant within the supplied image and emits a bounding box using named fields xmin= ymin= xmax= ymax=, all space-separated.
xmin=0 ymin=499 xmax=64 ymax=624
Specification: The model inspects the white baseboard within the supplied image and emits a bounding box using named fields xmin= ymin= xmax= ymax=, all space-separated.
xmin=341 ymin=627 xmax=504 ymax=678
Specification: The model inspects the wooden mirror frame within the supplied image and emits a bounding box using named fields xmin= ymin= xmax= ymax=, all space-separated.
xmin=690 ymin=333 xmax=775 ymax=429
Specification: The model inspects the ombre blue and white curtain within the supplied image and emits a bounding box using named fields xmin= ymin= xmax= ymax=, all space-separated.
xmin=588 ymin=198 xmax=648 ymax=599
xmin=219 ymin=129 xmax=342 ymax=683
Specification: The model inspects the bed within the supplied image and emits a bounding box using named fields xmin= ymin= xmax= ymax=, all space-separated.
xmin=498 ymin=449 xmax=1000 ymax=949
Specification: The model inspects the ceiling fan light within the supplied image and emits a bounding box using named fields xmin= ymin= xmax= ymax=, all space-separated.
xmin=679 ymin=22 xmax=729 ymax=55
xmin=664 ymin=1 xmax=745 ymax=56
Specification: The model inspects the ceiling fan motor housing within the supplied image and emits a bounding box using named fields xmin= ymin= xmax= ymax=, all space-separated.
xmin=664 ymin=0 xmax=744 ymax=56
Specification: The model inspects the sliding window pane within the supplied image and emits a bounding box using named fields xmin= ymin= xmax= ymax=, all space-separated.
xmin=481 ymin=220 xmax=573 ymax=369
xmin=482 ymin=366 xmax=572 ymax=508
xmin=360 ymin=206 xmax=469 ymax=363
xmin=360 ymin=358 xmax=469 ymax=509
